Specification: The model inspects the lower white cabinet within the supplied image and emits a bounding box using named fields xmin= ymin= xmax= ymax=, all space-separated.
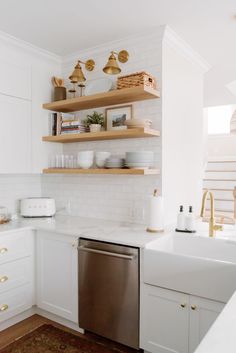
xmin=189 ymin=295 xmax=224 ymax=352
xmin=36 ymin=231 xmax=78 ymax=323
xmin=141 ymin=285 xmax=224 ymax=353
xmin=0 ymin=230 xmax=34 ymax=324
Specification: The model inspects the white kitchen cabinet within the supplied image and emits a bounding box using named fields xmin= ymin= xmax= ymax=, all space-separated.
xmin=189 ymin=295 xmax=224 ymax=353
xmin=141 ymin=285 xmax=189 ymax=353
xmin=36 ymin=231 xmax=78 ymax=323
xmin=141 ymin=285 xmax=224 ymax=353
xmin=0 ymin=229 xmax=34 ymax=324
xmin=0 ymin=94 xmax=31 ymax=173
xmin=0 ymin=58 xmax=31 ymax=100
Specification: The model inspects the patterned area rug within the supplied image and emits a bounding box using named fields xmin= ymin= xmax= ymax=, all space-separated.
xmin=0 ymin=324 xmax=131 ymax=353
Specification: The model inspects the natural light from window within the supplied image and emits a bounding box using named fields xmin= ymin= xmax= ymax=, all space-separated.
xmin=207 ymin=104 xmax=236 ymax=135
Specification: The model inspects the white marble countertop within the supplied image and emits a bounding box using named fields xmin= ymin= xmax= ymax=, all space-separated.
xmin=194 ymin=291 xmax=236 ymax=353
xmin=0 ymin=214 xmax=166 ymax=248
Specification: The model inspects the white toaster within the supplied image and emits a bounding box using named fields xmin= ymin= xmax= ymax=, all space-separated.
xmin=20 ymin=197 xmax=56 ymax=218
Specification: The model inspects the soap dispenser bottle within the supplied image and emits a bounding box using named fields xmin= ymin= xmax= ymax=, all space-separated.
xmin=185 ymin=206 xmax=196 ymax=232
xmin=177 ymin=205 xmax=185 ymax=231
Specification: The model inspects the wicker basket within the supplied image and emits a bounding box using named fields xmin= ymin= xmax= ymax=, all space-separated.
xmin=117 ymin=71 xmax=157 ymax=90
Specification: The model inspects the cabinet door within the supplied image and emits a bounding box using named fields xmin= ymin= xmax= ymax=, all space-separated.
xmin=189 ymin=295 xmax=224 ymax=353
xmin=141 ymin=285 xmax=189 ymax=353
xmin=0 ymin=94 xmax=31 ymax=173
xmin=36 ymin=231 xmax=78 ymax=323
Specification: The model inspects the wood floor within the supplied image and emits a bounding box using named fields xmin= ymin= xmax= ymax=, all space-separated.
xmin=0 ymin=314 xmax=139 ymax=352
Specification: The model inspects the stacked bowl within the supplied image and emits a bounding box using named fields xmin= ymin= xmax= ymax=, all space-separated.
xmin=125 ymin=151 xmax=154 ymax=169
xmin=125 ymin=119 xmax=152 ymax=129
xmin=77 ymin=151 xmax=94 ymax=169
xmin=95 ymin=152 xmax=111 ymax=168
xmin=105 ymin=157 xmax=125 ymax=169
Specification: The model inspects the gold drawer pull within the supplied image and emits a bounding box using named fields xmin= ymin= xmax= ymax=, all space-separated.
xmin=0 ymin=248 xmax=8 ymax=254
xmin=191 ymin=305 xmax=197 ymax=311
xmin=0 ymin=276 xmax=8 ymax=283
xmin=180 ymin=303 xmax=186 ymax=308
xmin=0 ymin=304 xmax=8 ymax=312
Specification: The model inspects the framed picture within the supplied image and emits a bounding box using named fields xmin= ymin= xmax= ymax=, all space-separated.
xmin=105 ymin=105 xmax=132 ymax=131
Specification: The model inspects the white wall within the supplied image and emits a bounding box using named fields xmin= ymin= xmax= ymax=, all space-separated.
xmin=42 ymin=30 xmax=163 ymax=223
xmin=207 ymin=134 xmax=236 ymax=158
xmin=42 ymin=27 xmax=207 ymax=225
xmin=161 ymin=35 xmax=205 ymax=222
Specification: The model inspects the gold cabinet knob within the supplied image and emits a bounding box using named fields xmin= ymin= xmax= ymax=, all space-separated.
xmin=0 ymin=276 xmax=8 ymax=283
xmin=0 ymin=304 xmax=8 ymax=312
xmin=191 ymin=305 xmax=197 ymax=310
xmin=180 ymin=303 xmax=186 ymax=308
xmin=0 ymin=248 xmax=8 ymax=254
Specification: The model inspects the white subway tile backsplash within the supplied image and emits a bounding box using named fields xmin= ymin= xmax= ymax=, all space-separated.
xmin=0 ymin=175 xmax=41 ymax=214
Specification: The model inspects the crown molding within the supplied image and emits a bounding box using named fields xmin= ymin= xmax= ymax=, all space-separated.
xmin=62 ymin=26 xmax=166 ymax=66
xmin=0 ymin=30 xmax=61 ymax=64
xmin=163 ymin=25 xmax=211 ymax=73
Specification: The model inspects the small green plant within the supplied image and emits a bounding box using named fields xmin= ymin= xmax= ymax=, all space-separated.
xmin=85 ymin=111 xmax=104 ymax=127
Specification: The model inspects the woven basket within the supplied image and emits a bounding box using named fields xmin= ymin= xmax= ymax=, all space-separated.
xmin=117 ymin=71 xmax=157 ymax=90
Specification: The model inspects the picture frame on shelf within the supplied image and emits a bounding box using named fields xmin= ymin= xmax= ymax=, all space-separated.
xmin=105 ymin=105 xmax=132 ymax=131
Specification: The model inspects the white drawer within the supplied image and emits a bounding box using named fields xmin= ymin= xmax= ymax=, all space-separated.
xmin=0 ymin=284 xmax=33 ymax=322
xmin=0 ymin=257 xmax=33 ymax=294
xmin=0 ymin=229 xmax=33 ymax=265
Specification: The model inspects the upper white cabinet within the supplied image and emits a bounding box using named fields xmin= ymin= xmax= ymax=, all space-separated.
xmin=36 ymin=231 xmax=78 ymax=323
xmin=0 ymin=38 xmax=61 ymax=174
xmin=0 ymin=94 xmax=31 ymax=173
xmin=0 ymin=59 xmax=31 ymax=100
xmin=141 ymin=285 xmax=224 ymax=353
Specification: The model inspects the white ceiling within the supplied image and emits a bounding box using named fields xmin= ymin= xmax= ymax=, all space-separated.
xmin=0 ymin=0 xmax=236 ymax=106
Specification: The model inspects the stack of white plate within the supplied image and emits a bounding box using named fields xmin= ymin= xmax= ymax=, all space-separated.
xmin=105 ymin=157 xmax=125 ymax=169
xmin=125 ymin=151 xmax=154 ymax=169
xmin=124 ymin=119 xmax=152 ymax=129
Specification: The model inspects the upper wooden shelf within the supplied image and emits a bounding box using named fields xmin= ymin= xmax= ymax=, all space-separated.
xmin=42 ymin=128 xmax=160 ymax=143
xmin=43 ymin=168 xmax=160 ymax=175
xmin=42 ymin=86 xmax=160 ymax=112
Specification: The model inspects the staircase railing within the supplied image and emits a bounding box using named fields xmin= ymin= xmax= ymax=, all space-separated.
xmin=234 ymin=187 xmax=236 ymax=219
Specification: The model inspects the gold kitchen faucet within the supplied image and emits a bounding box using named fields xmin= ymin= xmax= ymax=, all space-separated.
xmin=200 ymin=190 xmax=223 ymax=237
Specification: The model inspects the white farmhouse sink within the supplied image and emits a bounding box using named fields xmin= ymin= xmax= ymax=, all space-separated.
xmin=144 ymin=234 xmax=236 ymax=302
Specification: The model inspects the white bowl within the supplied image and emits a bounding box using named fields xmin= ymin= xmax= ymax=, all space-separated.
xmin=78 ymin=160 xmax=93 ymax=169
xmin=95 ymin=152 xmax=111 ymax=159
xmin=78 ymin=151 xmax=94 ymax=158
xmin=126 ymin=151 xmax=154 ymax=158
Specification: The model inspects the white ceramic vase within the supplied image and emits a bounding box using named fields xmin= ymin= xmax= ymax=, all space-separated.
xmin=90 ymin=124 xmax=102 ymax=133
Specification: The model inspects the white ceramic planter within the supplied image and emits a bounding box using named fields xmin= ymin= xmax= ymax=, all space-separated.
xmin=90 ymin=124 xmax=102 ymax=133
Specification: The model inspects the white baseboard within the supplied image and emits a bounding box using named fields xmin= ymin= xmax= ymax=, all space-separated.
xmin=0 ymin=306 xmax=84 ymax=334
xmin=36 ymin=307 xmax=84 ymax=333
xmin=0 ymin=307 xmax=36 ymax=331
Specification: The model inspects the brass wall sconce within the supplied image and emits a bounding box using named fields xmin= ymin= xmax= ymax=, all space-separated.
xmin=69 ymin=59 xmax=95 ymax=97
xmin=103 ymin=50 xmax=129 ymax=75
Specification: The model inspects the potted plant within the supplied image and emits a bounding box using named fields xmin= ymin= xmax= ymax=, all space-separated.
xmin=85 ymin=111 xmax=104 ymax=132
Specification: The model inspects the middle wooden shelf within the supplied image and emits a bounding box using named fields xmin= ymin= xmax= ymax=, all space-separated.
xmin=42 ymin=127 xmax=160 ymax=143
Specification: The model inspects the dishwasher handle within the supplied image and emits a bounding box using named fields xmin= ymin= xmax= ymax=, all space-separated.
xmin=78 ymin=245 xmax=134 ymax=260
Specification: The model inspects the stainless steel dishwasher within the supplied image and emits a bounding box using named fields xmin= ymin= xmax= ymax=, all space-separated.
xmin=78 ymin=238 xmax=139 ymax=349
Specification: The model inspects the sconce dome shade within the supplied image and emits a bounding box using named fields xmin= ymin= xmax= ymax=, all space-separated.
xmin=103 ymin=52 xmax=121 ymax=75
xmin=69 ymin=61 xmax=86 ymax=83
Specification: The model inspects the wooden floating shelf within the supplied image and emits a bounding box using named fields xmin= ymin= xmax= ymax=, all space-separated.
xmin=43 ymin=168 xmax=160 ymax=175
xmin=42 ymin=128 xmax=160 ymax=143
xmin=42 ymin=86 xmax=160 ymax=113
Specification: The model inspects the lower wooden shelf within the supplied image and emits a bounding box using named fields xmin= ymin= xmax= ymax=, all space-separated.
xmin=43 ymin=168 xmax=160 ymax=175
